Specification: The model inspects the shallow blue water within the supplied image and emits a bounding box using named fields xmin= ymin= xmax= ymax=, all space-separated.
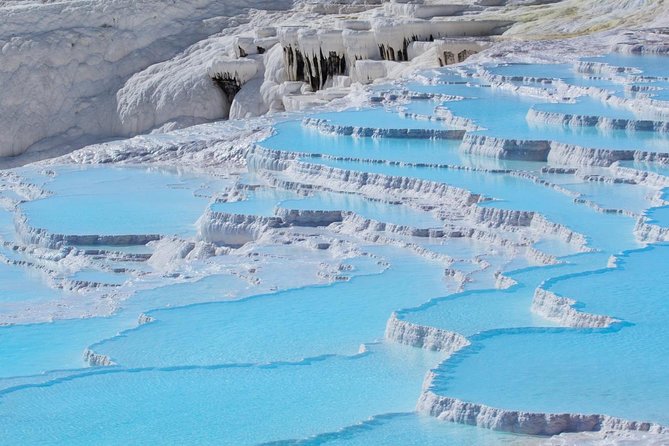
xmin=211 ymin=188 xmax=303 ymax=217
xmin=533 ymin=97 xmax=648 ymax=120
xmin=0 ymin=315 xmax=136 ymax=379
xmin=486 ymin=63 xmax=623 ymax=91
xmin=0 ymin=344 xmax=447 ymax=445
xmin=402 ymin=72 xmax=669 ymax=152
xmin=311 ymin=108 xmax=454 ymax=130
xmin=263 ymin=121 xmax=464 ymax=165
xmin=0 ymin=271 xmax=253 ymax=378
xmin=305 ymin=157 xmax=641 ymax=252
xmin=0 ymin=263 xmax=68 ymax=306
xmin=263 ymin=120 xmax=542 ymax=171
xmin=487 ymin=63 xmax=576 ymax=80
xmin=21 ymin=166 xmax=225 ymax=237
xmin=429 ymin=245 xmax=669 ymax=425
xmin=583 ymin=54 xmax=669 ymax=79
xmin=281 ymin=193 xmax=443 ymax=227
xmin=211 ymin=186 xmax=442 ymax=227
xmin=402 ymin=252 xmax=609 ymax=336
xmin=87 ymin=247 xmax=448 ymax=367
xmin=643 ymin=82 xmax=669 ymax=101
xmin=403 ymin=81 xmax=488 ymax=98
xmin=553 ymin=178 xmax=655 ymax=214
xmin=399 ymin=98 xmax=447 ymax=117
xmin=293 ymin=412 xmax=535 ymax=445
xmin=457 ymin=95 xmax=668 ymax=152
xmin=2 ymin=55 xmax=669 ymax=444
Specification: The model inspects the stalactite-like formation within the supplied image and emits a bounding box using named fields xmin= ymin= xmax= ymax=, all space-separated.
xmin=283 ymin=45 xmax=307 ymax=82
xmin=283 ymin=45 xmax=347 ymax=90
xmin=274 ymin=19 xmax=507 ymax=90
xmin=211 ymin=74 xmax=244 ymax=104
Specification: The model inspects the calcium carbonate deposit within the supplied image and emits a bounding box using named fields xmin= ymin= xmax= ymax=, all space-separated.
xmin=1 ymin=0 xmax=669 ymax=444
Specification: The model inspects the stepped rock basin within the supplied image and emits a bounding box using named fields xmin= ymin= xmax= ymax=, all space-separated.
xmin=2 ymin=52 xmax=669 ymax=445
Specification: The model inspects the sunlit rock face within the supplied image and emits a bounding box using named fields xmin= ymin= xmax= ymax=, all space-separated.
xmin=3 ymin=0 xmax=669 ymax=159
xmin=0 ymin=0 xmax=294 ymax=158
xmin=0 ymin=0 xmax=512 ymax=159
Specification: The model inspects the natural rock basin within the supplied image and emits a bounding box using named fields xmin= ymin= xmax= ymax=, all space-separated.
xmin=426 ymin=245 xmax=669 ymax=428
xmin=20 ymin=166 xmax=230 ymax=240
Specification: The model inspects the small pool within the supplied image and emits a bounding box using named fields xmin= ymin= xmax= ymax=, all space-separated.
xmin=20 ymin=165 xmax=228 ymax=238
